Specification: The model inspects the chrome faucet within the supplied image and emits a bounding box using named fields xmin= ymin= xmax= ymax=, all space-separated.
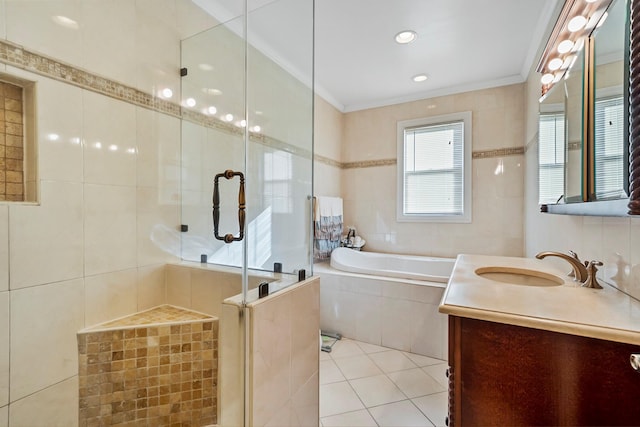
xmin=535 ymin=251 xmax=602 ymax=289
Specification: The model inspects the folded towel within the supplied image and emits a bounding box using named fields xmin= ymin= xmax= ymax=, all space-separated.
xmin=314 ymin=196 xmax=343 ymax=220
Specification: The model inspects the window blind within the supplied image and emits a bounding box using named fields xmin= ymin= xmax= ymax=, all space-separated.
xmin=538 ymin=113 xmax=565 ymax=204
xmin=403 ymin=121 xmax=464 ymax=215
xmin=594 ymin=96 xmax=625 ymax=200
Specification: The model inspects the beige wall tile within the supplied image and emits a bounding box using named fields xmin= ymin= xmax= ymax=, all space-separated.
xmin=9 ymin=181 xmax=84 ymax=289
xmin=10 ymin=279 xmax=84 ymax=401
xmin=249 ymin=278 xmax=320 ymax=427
xmin=81 ymin=0 xmax=137 ymax=87
xmin=191 ymin=269 xmax=223 ymax=316
xmin=5 ymin=1 xmax=82 ymax=67
xmin=314 ymin=95 xmax=342 ymax=161
xmin=137 ymin=264 xmax=166 ymax=311
xmin=85 ymin=269 xmax=137 ymax=327
xmin=0 ymin=206 xmax=7 ymax=292
xmin=166 ymin=264 xmax=192 ymax=308
xmin=9 ymin=376 xmax=78 ymax=427
xmin=137 ymin=186 xmax=180 ymax=267
xmin=0 ymin=292 xmax=8 ymax=407
xmin=84 ymin=184 xmax=137 ymax=276
xmin=135 ymin=107 xmax=181 ymax=189
xmin=220 ymin=302 xmax=244 ymax=427
xmin=0 ymin=406 xmax=6 ymax=427
xmin=82 ymin=91 xmax=137 ymax=186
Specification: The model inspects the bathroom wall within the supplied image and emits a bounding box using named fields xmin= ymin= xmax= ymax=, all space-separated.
xmin=0 ymin=1 xmax=218 ymax=424
xmin=314 ymin=95 xmax=343 ymax=198
xmin=523 ymin=62 xmax=640 ymax=302
xmin=340 ymin=84 xmax=526 ymax=258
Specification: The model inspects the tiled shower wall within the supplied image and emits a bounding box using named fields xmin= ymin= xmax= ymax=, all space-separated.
xmin=0 ymin=2 xmax=219 ymax=425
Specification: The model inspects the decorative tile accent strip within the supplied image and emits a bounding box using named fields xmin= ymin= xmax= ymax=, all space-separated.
xmin=343 ymin=158 xmax=397 ymax=169
xmin=472 ymin=147 xmax=525 ymax=159
xmin=78 ymin=305 xmax=218 ymax=426
xmin=0 ymin=80 xmax=25 ymax=201
xmin=314 ymin=153 xmax=342 ymax=168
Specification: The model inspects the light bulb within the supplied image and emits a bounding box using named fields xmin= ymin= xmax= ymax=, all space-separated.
xmin=568 ymin=15 xmax=587 ymax=32
xmin=548 ymin=58 xmax=563 ymax=71
xmin=541 ymin=73 xmax=554 ymax=85
xmin=557 ymin=40 xmax=574 ymax=54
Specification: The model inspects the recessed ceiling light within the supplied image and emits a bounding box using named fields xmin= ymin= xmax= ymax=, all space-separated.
xmin=207 ymin=106 xmax=217 ymax=115
xmin=412 ymin=74 xmax=428 ymax=82
xmin=395 ymin=30 xmax=417 ymax=44
xmin=185 ymin=98 xmax=196 ymax=107
xmin=567 ymin=15 xmax=587 ymax=32
xmin=223 ymin=114 xmax=234 ymax=122
xmin=160 ymin=88 xmax=173 ymax=99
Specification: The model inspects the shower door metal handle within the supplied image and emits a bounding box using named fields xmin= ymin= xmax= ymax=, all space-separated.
xmin=212 ymin=170 xmax=245 ymax=244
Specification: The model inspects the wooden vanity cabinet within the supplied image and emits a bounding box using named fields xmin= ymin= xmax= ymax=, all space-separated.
xmin=447 ymin=316 xmax=640 ymax=426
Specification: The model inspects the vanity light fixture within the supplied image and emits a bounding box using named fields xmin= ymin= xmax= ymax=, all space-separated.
xmin=395 ymin=30 xmax=417 ymax=44
xmin=536 ymin=0 xmax=613 ymax=99
xmin=412 ymin=74 xmax=428 ymax=82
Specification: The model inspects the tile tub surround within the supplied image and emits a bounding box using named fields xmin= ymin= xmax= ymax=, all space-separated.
xmin=77 ymin=305 xmax=218 ymax=427
xmin=315 ymin=263 xmax=448 ymax=360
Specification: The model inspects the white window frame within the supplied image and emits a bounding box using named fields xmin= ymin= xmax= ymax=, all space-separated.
xmin=396 ymin=111 xmax=472 ymax=223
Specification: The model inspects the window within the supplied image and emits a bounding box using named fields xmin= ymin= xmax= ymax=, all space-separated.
xmin=538 ymin=112 xmax=565 ymax=204
xmin=397 ymin=112 xmax=472 ymax=223
xmin=594 ymin=95 xmax=624 ymax=199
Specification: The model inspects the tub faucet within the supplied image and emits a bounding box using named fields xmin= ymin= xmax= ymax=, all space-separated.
xmin=535 ymin=251 xmax=596 ymax=286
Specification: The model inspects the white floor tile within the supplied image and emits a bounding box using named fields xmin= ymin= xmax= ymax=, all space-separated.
xmin=403 ymin=352 xmax=445 ymax=367
xmin=369 ymin=350 xmax=418 ymax=373
xmin=330 ymin=339 xmax=365 ymax=359
xmin=421 ymin=363 xmax=449 ymax=389
xmin=349 ymin=374 xmax=406 ymax=407
xmin=333 ymin=354 xmax=383 ymax=380
xmin=387 ymin=368 xmax=446 ymax=398
xmin=320 ymin=350 xmax=332 ymax=361
xmin=320 ymin=381 xmax=365 ymax=418
xmin=356 ymin=341 xmax=388 ymax=354
xmin=321 ymin=409 xmax=378 ymax=427
xmin=368 ymin=400 xmax=434 ymax=427
xmin=321 ymin=359 xmax=347 ymax=385
xmin=413 ymin=392 xmax=448 ymax=427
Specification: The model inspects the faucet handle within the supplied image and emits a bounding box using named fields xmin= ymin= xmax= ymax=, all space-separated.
xmin=567 ymin=251 xmax=582 ymax=278
xmin=583 ymin=260 xmax=604 ymax=289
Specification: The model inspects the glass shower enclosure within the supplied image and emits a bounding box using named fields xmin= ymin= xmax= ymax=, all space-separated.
xmin=179 ymin=0 xmax=314 ymax=424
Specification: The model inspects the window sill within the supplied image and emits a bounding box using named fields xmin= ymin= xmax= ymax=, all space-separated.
xmin=540 ymin=198 xmax=630 ymax=216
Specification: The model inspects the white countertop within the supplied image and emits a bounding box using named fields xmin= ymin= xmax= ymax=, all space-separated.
xmin=439 ymin=254 xmax=640 ymax=345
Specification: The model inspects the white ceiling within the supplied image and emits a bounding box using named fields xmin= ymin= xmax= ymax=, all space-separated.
xmin=194 ymin=0 xmax=560 ymax=112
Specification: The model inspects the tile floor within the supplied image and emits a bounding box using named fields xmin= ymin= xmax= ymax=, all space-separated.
xmin=320 ymin=338 xmax=448 ymax=427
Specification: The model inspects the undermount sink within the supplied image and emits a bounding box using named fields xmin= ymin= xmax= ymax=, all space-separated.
xmin=475 ymin=266 xmax=564 ymax=287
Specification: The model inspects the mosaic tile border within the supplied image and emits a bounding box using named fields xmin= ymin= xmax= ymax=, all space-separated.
xmin=471 ymin=147 xmax=525 ymax=159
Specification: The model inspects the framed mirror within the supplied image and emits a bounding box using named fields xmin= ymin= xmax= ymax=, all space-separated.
xmin=591 ymin=0 xmax=629 ymax=201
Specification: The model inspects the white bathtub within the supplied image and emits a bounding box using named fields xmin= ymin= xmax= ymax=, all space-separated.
xmin=330 ymin=247 xmax=454 ymax=282
xmin=317 ymin=249 xmax=455 ymax=360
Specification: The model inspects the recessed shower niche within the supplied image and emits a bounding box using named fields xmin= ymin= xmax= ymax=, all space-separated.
xmin=0 ymin=73 xmax=37 ymax=202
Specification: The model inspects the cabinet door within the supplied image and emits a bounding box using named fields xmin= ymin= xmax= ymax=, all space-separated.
xmin=449 ymin=316 xmax=640 ymax=426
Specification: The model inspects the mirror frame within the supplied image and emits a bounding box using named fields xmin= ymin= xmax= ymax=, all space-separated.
xmin=628 ymin=0 xmax=640 ymax=214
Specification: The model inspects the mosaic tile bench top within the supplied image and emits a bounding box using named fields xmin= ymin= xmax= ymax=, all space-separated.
xmin=78 ymin=305 xmax=218 ymax=426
